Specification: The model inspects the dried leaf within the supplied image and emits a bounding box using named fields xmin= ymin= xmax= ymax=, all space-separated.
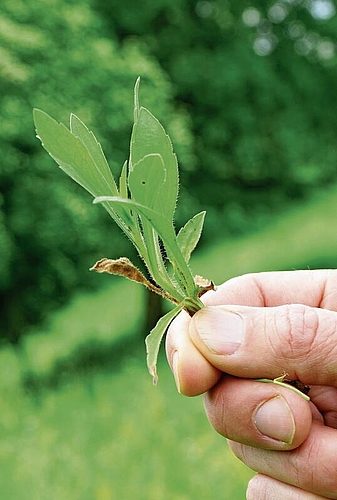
xmin=194 ymin=275 xmax=216 ymax=297
xmin=90 ymin=257 xmax=148 ymax=285
xmin=90 ymin=257 xmax=180 ymax=305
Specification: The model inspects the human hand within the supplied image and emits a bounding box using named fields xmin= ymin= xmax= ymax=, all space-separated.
xmin=166 ymin=270 xmax=337 ymax=499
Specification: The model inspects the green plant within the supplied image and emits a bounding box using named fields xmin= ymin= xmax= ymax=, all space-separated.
xmin=33 ymin=78 xmax=213 ymax=383
xmin=33 ymin=79 xmax=311 ymax=400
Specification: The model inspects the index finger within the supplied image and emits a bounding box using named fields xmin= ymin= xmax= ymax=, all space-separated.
xmin=204 ymin=269 xmax=337 ymax=310
xmin=166 ymin=269 xmax=337 ymax=396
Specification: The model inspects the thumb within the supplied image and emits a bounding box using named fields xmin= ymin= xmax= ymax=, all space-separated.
xmin=189 ymin=304 xmax=337 ymax=386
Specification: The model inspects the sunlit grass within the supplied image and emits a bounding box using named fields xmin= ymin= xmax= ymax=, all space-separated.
xmin=195 ymin=184 xmax=337 ymax=281
xmin=21 ymin=277 xmax=144 ymax=380
xmin=0 ymin=358 xmax=253 ymax=499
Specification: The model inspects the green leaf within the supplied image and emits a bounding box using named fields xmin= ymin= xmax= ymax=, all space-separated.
xmin=127 ymin=154 xmax=175 ymax=294
xmin=33 ymin=109 xmax=117 ymax=198
xmin=177 ymin=211 xmax=206 ymax=263
xmin=94 ymin=196 xmax=197 ymax=297
xmin=130 ymin=106 xmax=178 ymax=220
xmin=145 ymin=303 xmax=184 ymax=384
xmin=128 ymin=154 xmax=166 ymax=212
xmin=133 ymin=77 xmax=140 ymax=122
xmin=70 ymin=113 xmax=118 ymax=195
xmin=119 ymin=160 xmax=128 ymax=198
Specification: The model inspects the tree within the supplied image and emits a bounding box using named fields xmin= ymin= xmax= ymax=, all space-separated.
xmin=93 ymin=0 xmax=337 ymax=240
xmin=0 ymin=0 xmax=192 ymax=342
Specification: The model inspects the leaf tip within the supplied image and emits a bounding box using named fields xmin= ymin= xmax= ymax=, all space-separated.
xmin=149 ymin=365 xmax=158 ymax=385
xmin=134 ymin=77 xmax=141 ymax=122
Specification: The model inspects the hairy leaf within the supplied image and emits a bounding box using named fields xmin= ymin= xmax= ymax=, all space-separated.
xmin=94 ymin=196 xmax=197 ymax=298
xmin=128 ymin=154 xmax=166 ymax=211
xmin=70 ymin=113 xmax=118 ymax=195
xmin=145 ymin=303 xmax=184 ymax=384
xmin=33 ymin=109 xmax=117 ymax=198
xmin=119 ymin=160 xmax=128 ymax=198
xmin=133 ymin=76 xmax=140 ymax=122
xmin=177 ymin=211 xmax=206 ymax=263
xmin=130 ymin=101 xmax=178 ymax=220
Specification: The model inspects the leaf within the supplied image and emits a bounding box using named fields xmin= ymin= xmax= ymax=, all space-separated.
xmin=128 ymin=153 xmax=166 ymax=212
xmin=119 ymin=160 xmax=128 ymax=198
xmin=90 ymin=257 xmax=149 ymax=284
xmin=94 ymin=196 xmax=197 ymax=297
xmin=128 ymin=153 xmax=175 ymax=293
xmin=133 ymin=77 xmax=140 ymax=122
xmin=70 ymin=113 xmax=119 ymax=195
xmin=130 ymin=104 xmax=178 ymax=220
xmin=177 ymin=211 xmax=206 ymax=263
xmin=145 ymin=303 xmax=184 ymax=384
xmin=33 ymin=109 xmax=117 ymax=198
xmin=33 ymin=109 xmax=137 ymax=243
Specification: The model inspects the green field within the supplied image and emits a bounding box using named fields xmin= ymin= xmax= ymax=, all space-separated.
xmin=0 ymin=357 xmax=253 ymax=499
xmin=3 ymin=186 xmax=337 ymax=499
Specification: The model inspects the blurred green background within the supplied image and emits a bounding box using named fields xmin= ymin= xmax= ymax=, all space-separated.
xmin=1 ymin=0 xmax=337 ymax=498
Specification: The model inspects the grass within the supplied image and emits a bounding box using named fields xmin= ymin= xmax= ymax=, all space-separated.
xmin=20 ymin=277 xmax=144 ymax=381
xmin=194 ymin=184 xmax=337 ymax=281
xmin=0 ymin=358 xmax=253 ymax=499
xmin=3 ymin=185 xmax=337 ymax=499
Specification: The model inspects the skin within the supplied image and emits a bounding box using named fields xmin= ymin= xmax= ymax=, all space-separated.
xmin=166 ymin=270 xmax=337 ymax=499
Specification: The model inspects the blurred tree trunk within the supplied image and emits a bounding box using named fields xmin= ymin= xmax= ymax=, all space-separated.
xmin=2 ymin=294 xmax=22 ymax=345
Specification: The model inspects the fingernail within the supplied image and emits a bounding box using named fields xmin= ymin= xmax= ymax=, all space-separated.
xmin=194 ymin=307 xmax=244 ymax=355
xmin=254 ymin=396 xmax=295 ymax=444
xmin=172 ymin=351 xmax=181 ymax=393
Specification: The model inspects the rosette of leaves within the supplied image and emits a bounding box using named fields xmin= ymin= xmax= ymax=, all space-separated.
xmin=33 ymin=78 xmax=213 ymax=383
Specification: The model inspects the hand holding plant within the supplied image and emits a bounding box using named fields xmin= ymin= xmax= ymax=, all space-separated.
xmin=33 ymin=79 xmax=311 ymax=398
xmin=166 ymin=270 xmax=337 ymax=498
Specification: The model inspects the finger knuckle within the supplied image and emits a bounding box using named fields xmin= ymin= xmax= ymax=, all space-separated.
xmin=272 ymin=303 xmax=337 ymax=382
xmin=276 ymin=304 xmax=320 ymax=363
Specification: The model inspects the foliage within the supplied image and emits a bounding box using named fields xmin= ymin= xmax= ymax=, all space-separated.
xmin=34 ymin=80 xmax=210 ymax=381
xmin=93 ymin=0 xmax=337 ymax=240
xmin=0 ymin=0 xmax=192 ymax=342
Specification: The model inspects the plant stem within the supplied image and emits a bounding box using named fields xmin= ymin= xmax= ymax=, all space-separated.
xmin=183 ymin=296 xmax=204 ymax=316
xmin=255 ymin=375 xmax=310 ymax=401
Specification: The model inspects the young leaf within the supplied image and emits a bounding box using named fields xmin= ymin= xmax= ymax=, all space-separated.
xmin=133 ymin=76 xmax=140 ymax=122
xmin=33 ymin=109 xmax=140 ymax=250
xmin=130 ymin=105 xmax=178 ymax=220
xmin=128 ymin=154 xmax=166 ymax=211
xmin=33 ymin=109 xmax=117 ymax=198
xmin=94 ymin=196 xmax=197 ymax=298
xmin=69 ymin=113 xmax=119 ymax=196
xmin=177 ymin=211 xmax=206 ymax=263
xmin=119 ymin=160 xmax=128 ymax=198
xmin=145 ymin=303 xmax=184 ymax=385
